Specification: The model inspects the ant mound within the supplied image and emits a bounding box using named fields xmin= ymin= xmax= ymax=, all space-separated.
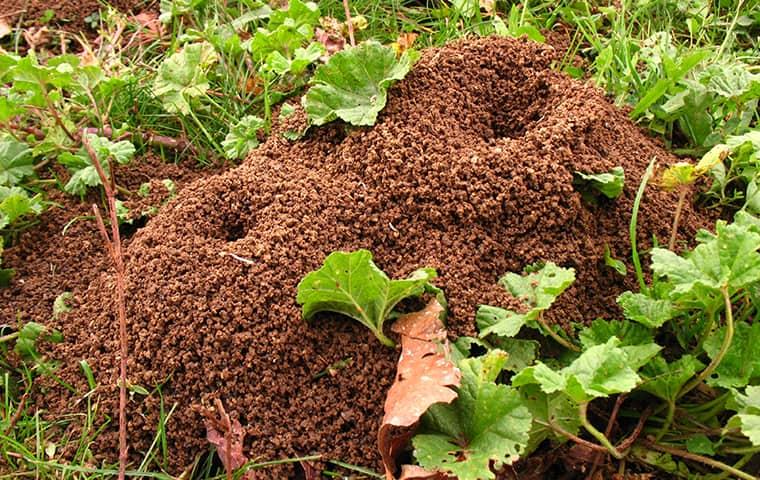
xmin=43 ymin=36 xmax=707 ymax=475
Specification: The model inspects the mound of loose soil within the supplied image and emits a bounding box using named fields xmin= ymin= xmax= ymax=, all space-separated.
xmin=4 ymin=0 xmax=153 ymax=33
xmin=0 ymin=153 xmax=219 ymax=327
xmin=29 ymin=37 xmax=708 ymax=476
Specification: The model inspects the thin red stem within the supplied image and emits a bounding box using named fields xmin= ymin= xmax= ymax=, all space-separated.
xmin=84 ymin=134 xmax=128 ymax=480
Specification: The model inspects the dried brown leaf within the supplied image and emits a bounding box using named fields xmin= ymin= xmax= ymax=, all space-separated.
xmin=378 ymin=299 xmax=461 ymax=480
xmin=399 ymin=465 xmax=449 ymax=480
xmin=315 ymin=27 xmax=345 ymax=59
xmin=200 ymin=399 xmax=253 ymax=480
xmin=0 ymin=19 xmax=11 ymax=39
xmin=392 ymin=33 xmax=418 ymax=55
xmin=133 ymin=12 xmax=164 ymax=43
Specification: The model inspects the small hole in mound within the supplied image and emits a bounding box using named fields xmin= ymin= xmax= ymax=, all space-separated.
xmin=119 ymin=215 xmax=149 ymax=239
xmin=489 ymin=82 xmax=551 ymax=140
xmin=225 ymin=222 xmax=247 ymax=242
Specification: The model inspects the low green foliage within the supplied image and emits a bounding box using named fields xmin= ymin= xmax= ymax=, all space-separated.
xmin=573 ymin=166 xmax=625 ymax=202
xmin=477 ymin=262 xmax=575 ymax=344
xmin=0 ymin=237 xmax=14 ymax=287
xmin=296 ymin=249 xmax=437 ymax=346
xmin=413 ymin=350 xmax=532 ymax=480
xmin=399 ymin=211 xmax=760 ymax=477
xmin=222 ymin=115 xmax=265 ymax=160
xmin=58 ymin=134 xmax=135 ymax=196
xmin=303 ymin=41 xmax=418 ymax=126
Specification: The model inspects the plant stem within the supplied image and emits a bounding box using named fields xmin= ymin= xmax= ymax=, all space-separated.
xmin=536 ymin=312 xmax=580 ymax=352
xmin=640 ymin=440 xmax=756 ymax=480
xmin=654 ymin=400 xmax=675 ymax=442
xmin=631 ymin=158 xmax=656 ymax=293
xmin=678 ymin=286 xmax=733 ymax=400
xmin=0 ymin=332 xmax=20 ymax=344
xmin=84 ymin=136 xmax=128 ymax=480
xmin=579 ymin=402 xmax=624 ymax=459
xmin=343 ymin=0 xmax=356 ymax=47
xmin=668 ymin=187 xmax=688 ymax=251
xmin=374 ymin=328 xmax=396 ymax=348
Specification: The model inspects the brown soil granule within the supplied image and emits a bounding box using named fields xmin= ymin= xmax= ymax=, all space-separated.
xmin=13 ymin=37 xmax=710 ymax=476
xmin=4 ymin=0 xmax=153 ymax=33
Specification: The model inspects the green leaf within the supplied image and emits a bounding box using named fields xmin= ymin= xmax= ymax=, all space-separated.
xmin=726 ymin=386 xmax=760 ymax=446
xmin=616 ymin=291 xmax=674 ymax=328
xmin=703 ymin=322 xmax=760 ymax=388
xmin=514 ymin=338 xmax=645 ymax=404
xmin=60 ymin=135 xmax=135 ymax=196
xmin=264 ymin=42 xmax=324 ymax=76
xmin=579 ymin=318 xmax=654 ymax=348
xmin=490 ymin=337 xmax=539 ymax=372
xmin=651 ymin=219 xmax=760 ymax=299
xmin=153 ymin=42 xmax=218 ymax=115
xmin=159 ymin=0 xmax=206 ymax=23
xmin=413 ymin=351 xmax=532 ymax=480
xmin=222 ymin=115 xmax=265 ymax=160
xmin=478 ymin=262 xmax=575 ymax=338
xmin=639 ymin=355 xmax=704 ymax=403
xmin=303 ymin=42 xmax=418 ymax=126
xmin=519 ymin=384 xmax=580 ymax=455
xmin=573 ymin=167 xmax=625 ymax=199
xmin=604 ymin=244 xmax=627 ymax=276
xmin=476 ymin=305 xmax=526 ymax=338
xmin=296 ymin=249 xmax=436 ymax=346
xmin=0 ymin=135 xmax=34 ymax=186
xmin=685 ymin=434 xmax=715 ymax=455
xmin=500 ymin=262 xmax=576 ymax=311
xmin=52 ymin=292 xmax=73 ymax=319
xmin=14 ymin=322 xmax=62 ymax=359
xmin=0 ymin=237 xmax=14 ymax=287
xmin=0 ymin=185 xmax=44 ymax=227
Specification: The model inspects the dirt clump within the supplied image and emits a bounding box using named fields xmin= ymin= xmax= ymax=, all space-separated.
xmin=32 ymin=37 xmax=708 ymax=476
xmin=4 ymin=0 xmax=153 ymax=33
xmin=0 ymin=153 xmax=220 ymax=325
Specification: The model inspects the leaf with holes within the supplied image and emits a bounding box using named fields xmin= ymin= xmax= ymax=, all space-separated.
xmin=412 ymin=350 xmax=532 ymax=480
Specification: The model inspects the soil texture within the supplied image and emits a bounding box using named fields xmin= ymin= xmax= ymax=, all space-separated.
xmin=8 ymin=37 xmax=711 ymax=477
xmin=4 ymin=0 xmax=154 ymax=33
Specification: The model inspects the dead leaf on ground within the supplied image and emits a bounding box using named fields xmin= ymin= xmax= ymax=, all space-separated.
xmin=399 ymin=465 xmax=449 ymax=479
xmin=480 ymin=0 xmax=496 ymax=15
xmin=199 ymin=399 xmax=254 ymax=480
xmin=392 ymin=33 xmax=418 ymax=55
xmin=0 ymin=19 xmax=11 ymax=39
xmin=377 ymin=299 xmax=461 ymax=480
xmin=133 ymin=12 xmax=164 ymax=44
xmin=315 ymin=27 xmax=345 ymax=59
xmin=22 ymin=27 xmax=50 ymax=50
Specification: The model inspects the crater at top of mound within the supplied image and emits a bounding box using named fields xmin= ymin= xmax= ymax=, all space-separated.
xmin=43 ymin=36 xmax=707 ymax=476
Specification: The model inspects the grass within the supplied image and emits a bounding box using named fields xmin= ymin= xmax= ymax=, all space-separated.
xmin=1 ymin=0 xmax=759 ymax=478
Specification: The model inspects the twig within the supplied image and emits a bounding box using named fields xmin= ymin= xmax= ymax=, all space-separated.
xmin=84 ymin=135 xmax=128 ymax=480
xmin=4 ymin=393 xmax=28 ymax=435
xmin=668 ymin=188 xmax=688 ymax=251
xmin=587 ymin=394 xmax=626 ymax=478
xmin=616 ymin=407 xmax=650 ymax=451
xmin=640 ymin=440 xmax=757 ymax=480
xmin=342 ymin=0 xmax=356 ymax=47
xmin=82 ymin=126 xmax=191 ymax=152
xmin=534 ymin=419 xmax=610 ymax=454
xmin=536 ymin=311 xmax=580 ymax=352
